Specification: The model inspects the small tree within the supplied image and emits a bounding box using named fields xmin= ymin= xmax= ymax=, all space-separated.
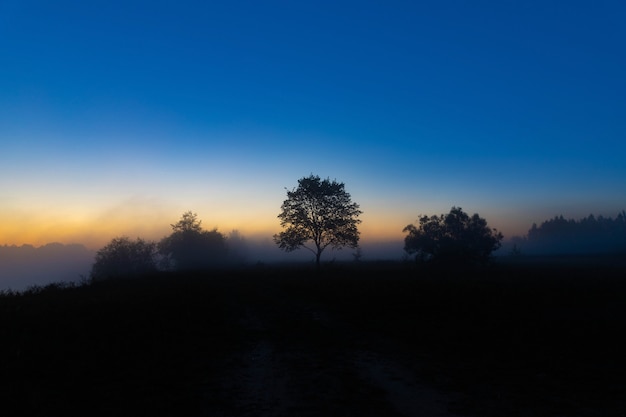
xmin=274 ymin=175 xmax=362 ymax=268
xmin=159 ymin=211 xmax=227 ymax=271
xmin=91 ymin=236 xmax=158 ymax=281
xmin=403 ymin=206 xmax=503 ymax=265
xmin=170 ymin=210 xmax=203 ymax=233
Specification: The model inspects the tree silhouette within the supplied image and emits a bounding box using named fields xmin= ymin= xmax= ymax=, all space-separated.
xmin=521 ymin=211 xmax=626 ymax=254
xmin=159 ymin=211 xmax=227 ymax=271
xmin=403 ymin=206 xmax=503 ymax=265
xmin=170 ymin=210 xmax=203 ymax=233
xmin=90 ymin=237 xmax=159 ymax=281
xmin=274 ymin=175 xmax=362 ymax=268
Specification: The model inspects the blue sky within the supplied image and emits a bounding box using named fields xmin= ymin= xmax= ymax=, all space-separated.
xmin=1 ymin=0 xmax=625 ymax=250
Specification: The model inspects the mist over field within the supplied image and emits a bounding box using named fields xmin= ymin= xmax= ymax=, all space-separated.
xmin=0 ymin=237 xmax=410 ymax=291
xmin=4 ymin=207 xmax=626 ymax=291
xmin=0 ymin=243 xmax=95 ymax=291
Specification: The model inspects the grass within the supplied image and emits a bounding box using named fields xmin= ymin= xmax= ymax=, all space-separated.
xmin=1 ymin=259 xmax=625 ymax=416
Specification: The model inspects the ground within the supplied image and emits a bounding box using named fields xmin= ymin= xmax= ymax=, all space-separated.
xmin=205 ymin=283 xmax=462 ymax=416
xmin=1 ymin=260 xmax=625 ymax=416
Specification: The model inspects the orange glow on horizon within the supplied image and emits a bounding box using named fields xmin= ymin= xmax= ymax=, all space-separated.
xmin=0 ymin=202 xmax=529 ymax=250
xmin=1 ymin=212 xmax=409 ymax=250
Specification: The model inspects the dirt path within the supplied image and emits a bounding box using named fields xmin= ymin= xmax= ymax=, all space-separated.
xmin=353 ymin=349 xmax=461 ymax=417
xmin=204 ymin=289 xmax=464 ymax=417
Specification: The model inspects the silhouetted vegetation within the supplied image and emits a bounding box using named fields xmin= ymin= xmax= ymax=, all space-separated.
xmin=159 ymin=211 xmax=228 ymax=271
xmin=510 ymin=211 xmax=626 ymax=255
xmin=90 ymin=236 xmax=159 ymax=281
xmin=0 ymin=273 xmax=240 ymax=416
xmin=403 ymin=206 xmax=503 ymax=265
xmin=274 ymin=174 xmax=362 ymax=268
xmin=1 ymin=263 xmax=625 ymax=416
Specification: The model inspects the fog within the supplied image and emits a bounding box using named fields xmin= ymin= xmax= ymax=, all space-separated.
xmin=232 ymin=237 xmax=405 ymax=264
xmin=0 ymin=243 xmax=95 ymax=291
xmin=0 ymin=238 xmax=408 ymax=291
xmin=3 ymin=212 xmax=625 ymax=291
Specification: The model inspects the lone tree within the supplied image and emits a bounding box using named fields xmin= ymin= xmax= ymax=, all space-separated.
xmin=91 ymin=236 xmax=159 ymax=281
xmin=159 ymin=211 xmax=227 ymax=271
xmin=274 ymin=174 xmax=362 ymax=268
xmin=403 ymin=206 xmax=503 ymax=265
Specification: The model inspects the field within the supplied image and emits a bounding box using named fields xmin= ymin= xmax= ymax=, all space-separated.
xmin=1 ymin=260 xmax=625 ymax=416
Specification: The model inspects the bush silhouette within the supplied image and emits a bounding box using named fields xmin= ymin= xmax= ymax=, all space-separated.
xmin=91 ymin=237 xmax=158 ymax=281
xmin=403 ymin=206 xmax=503 ymax=265
xmin=159 ymin=211 xmax=227 ymax=271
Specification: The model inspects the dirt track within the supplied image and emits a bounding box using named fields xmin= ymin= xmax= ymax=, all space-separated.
xmin=203 ymin=286 xmax=463 ymax=417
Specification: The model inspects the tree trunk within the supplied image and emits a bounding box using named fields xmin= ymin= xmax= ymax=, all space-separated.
xmin=315 ymin=247 xmax=321 ymax=271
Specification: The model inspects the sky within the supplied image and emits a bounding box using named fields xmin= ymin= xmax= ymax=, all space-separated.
xmin=1 ymin=0 xmax=625 ymax=254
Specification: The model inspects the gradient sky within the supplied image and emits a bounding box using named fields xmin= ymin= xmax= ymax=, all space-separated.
xmin=1 ymin=0 xmax=625 ymax=251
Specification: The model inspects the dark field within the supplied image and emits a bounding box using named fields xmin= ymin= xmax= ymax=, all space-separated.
xmin=1 ymin=260 xmax=625 ymax=416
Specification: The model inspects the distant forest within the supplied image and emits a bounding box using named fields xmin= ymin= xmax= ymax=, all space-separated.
xmin=509 ymin=211 xmax=626 ymax=255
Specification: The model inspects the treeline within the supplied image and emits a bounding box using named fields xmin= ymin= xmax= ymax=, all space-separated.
xmin=510 ymin=211 xmax=626 ymax=255
xmin=9 ymin=174 xmax=622 ymax=284
xmin=93 ymin=207 xmax=626 ymax=281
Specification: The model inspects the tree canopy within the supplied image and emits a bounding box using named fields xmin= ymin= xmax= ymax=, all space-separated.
xmin=90 ymin=236 xmax=158 ymax=281
xmin=403 ymin=206 xmax=503 ymax=265
xmin=274 ymin=175 xmax=362 ymax=267
xmin=159 ymin=211 xmax=227 ymax=271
